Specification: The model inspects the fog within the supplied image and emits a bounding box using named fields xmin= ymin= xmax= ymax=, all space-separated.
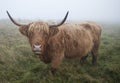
xmin=0 ymin=0 xmax=120 ymax=23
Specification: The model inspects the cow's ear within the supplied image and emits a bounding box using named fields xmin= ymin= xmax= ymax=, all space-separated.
xmin=19 ymin=25 xmax=29 ymax=36
xmin=49 ymin=27 xmax=59 ymax=36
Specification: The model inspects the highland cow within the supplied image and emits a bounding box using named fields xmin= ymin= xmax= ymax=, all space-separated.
xmin=7 ymin=11 xmax=101 ymax=74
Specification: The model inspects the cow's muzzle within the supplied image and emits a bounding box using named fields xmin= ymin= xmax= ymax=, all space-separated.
xmin=32 ymin=45 xmax=42 ymax=55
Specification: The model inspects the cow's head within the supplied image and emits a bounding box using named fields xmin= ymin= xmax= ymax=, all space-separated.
xmin=6 ymin=11 xmax=69 ymax=55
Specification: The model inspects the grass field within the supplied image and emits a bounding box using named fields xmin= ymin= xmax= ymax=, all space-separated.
xmin=0 ymin=20 xmax=120 ymax=83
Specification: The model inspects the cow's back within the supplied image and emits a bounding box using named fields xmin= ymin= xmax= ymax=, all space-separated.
xmin=58 ymin=23 xmax=94 ymax=58
xmin=80 ymin=21 xmax=102 ymax=45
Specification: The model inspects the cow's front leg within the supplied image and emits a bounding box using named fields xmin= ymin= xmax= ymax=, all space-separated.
xmin=51 ymin=52 xmax=64 ymax=74
xmin=80 ymin=54 xmax=89 ymax=65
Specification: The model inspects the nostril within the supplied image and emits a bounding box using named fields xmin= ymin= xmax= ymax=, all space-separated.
xmin=34 ymin=45 xmax=41 ymax=48
xmin=39 ymin=44 xmax=42 ymax=48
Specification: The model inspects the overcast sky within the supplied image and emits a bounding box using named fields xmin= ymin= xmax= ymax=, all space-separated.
xmin=0 ymin=0 xmax=120 ymax=23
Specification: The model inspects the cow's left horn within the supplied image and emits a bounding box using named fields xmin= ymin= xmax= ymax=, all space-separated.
xmin=50 ymin=11 xmax=69 ymax=28
xmin=6 ymin=11 xmax=25 ymax=26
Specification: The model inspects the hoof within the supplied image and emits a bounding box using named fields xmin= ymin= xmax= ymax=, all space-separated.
xmin=51 ymin=68 xmax=57 ymax=75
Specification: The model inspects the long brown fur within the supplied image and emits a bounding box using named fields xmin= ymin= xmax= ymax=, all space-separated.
xmin=19 ymin=21 xmax=102 ymax=74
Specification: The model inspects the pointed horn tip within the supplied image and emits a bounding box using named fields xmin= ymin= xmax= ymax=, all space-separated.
xmin=65 ymin=11 xmax=69 ymax=17
xmin=67 ymin=11 xmax=69 ymax=14
xmin=6 ymin=10 xmax=9 ymax=14
xmin=6 ymin=11 xmax=10 ymax=16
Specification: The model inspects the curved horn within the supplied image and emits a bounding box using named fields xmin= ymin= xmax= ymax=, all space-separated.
xmin=6 ymin=11 xmax=25 ymax=26
xmin=50 ymin=11 xmax=69 ymax=27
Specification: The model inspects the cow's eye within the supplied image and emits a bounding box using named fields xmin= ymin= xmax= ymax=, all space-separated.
xmin=28 ymin=32 xmax=34 ymax=37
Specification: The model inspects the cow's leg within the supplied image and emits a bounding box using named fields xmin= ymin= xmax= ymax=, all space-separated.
xmin=91 ymin=43 xmax=99 ymax=65
xmin=51 ymin=52 xmax=64 ymax=74
xmin=80 ymin=54 xmax=89 ymax=65
xmin=91 ymin=51 xmax=98 ymax=65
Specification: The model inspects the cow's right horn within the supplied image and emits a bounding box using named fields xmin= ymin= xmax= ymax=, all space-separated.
xmin=50 ymin=11 xmax=69 ymax=28
xmin=6 ymin=11 xmax=25 ymax=26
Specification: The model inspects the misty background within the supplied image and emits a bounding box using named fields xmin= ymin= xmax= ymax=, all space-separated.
xmin=0 ymin=0 xmax=120 ymax=23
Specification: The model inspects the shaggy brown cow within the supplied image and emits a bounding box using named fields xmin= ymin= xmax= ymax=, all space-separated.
xmin=7 ymin=11 xmax=102 ymax=74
